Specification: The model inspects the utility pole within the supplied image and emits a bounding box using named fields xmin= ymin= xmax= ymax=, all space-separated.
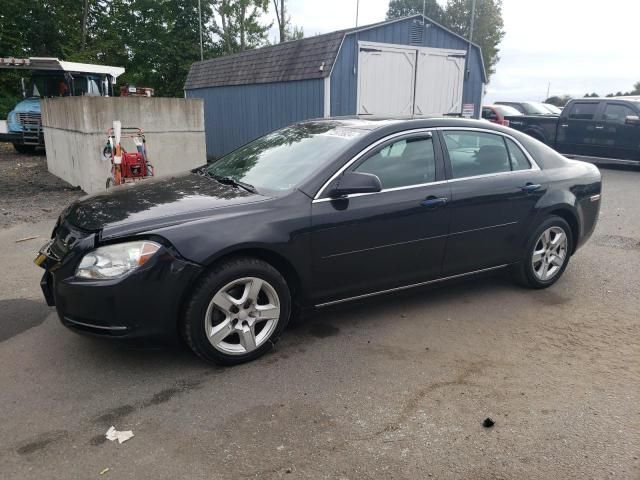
xmin=198 ymin=0 xmax=204 ymax=61
xmin=355 ymin=0 xmax=360 ymax=27
xmin=546 ymin=82 xmax=551 ymax=101
xmin=465 ymin=0 xmax=477 ymax=81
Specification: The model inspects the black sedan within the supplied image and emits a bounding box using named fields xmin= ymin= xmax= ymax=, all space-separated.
xmin=35 ymin=118 xmax=602 ymax=365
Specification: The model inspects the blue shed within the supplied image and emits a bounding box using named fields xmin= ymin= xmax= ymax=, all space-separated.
xmin=185 ymin=15 xmax=487 ymax=159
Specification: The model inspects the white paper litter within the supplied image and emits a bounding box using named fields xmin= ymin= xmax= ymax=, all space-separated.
xmin=105 ymin=426 xmax=134 ymax=444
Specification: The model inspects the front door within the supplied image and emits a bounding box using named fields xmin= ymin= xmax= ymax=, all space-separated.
xmin=310 ymin=132 xmax=451 ymax=304
xmin=439 ymin=129 xmax=546 ymax=275
xmin=592 ymin=102 xmax=640 ymax=161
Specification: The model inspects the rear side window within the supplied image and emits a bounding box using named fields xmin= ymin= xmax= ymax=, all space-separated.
xmin=354 ymin=136 xmax=436 ymax=189
xmin=505 ymin=138 xmax=531 ymax=171
xmin=567 ymin=102 xmax=598 ymax=120
xmin=603 ymin=103 xmax=637 ymax=124
xmin=442 ymin=131 xmax=511 ymax=179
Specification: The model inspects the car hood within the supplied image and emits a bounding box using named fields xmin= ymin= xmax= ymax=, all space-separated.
xmin=63 ymin=172 xmax=270 ymax=237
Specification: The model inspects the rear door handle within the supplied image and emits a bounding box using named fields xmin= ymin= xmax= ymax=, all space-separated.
xmin=520 ymin=183 xmax=542 ymax=193
xmin=560 ymin=124 xmax=569 ymax=128
xmin=421 ymin=196 xmax=448 ymax=208
xmin=594 ymin=125 xmax=604 ymax=129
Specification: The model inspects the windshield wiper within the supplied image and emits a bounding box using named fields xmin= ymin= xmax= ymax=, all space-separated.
xmin=199 ymin=170 xmax=257 ymax=194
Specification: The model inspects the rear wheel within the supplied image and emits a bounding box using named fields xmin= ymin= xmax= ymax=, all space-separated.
xmin=13 ymin=144 xmax=36 ymax=154
xmin=512 ymin=216 xmax=572 ymax=289
xmin=181 ymin=257 xmax=291 ymax=365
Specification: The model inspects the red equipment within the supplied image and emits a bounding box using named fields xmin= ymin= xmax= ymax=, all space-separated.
xmin=121 ymin=151 xmax=148 ymax=178
xmin=104 ymin=126 xmax=154 ymax=188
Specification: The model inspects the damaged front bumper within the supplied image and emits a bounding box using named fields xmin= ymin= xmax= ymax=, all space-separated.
xmin=34 ymin=221 xmax=203 ymax=339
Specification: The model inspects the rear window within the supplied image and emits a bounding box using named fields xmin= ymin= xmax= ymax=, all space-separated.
xmin=567 ymin=102 xmax=598 ymax=120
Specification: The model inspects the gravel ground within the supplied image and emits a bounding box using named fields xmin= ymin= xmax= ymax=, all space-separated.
xmin=0 ymin=160 xmax=638 ymax=479
xmin=0 ymin=142 xmax=83 ymax=228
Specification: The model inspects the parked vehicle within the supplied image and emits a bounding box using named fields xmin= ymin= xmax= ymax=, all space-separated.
xmin=542 ymin=103 xmax=563 ymax=114
xmin=505 ymin=98 xmax=640 ymax=163
xmin=482 ymin=104 xmax=522 ymax=126
xmin=35 ymin=118 xmax=602 ymax=365
xmin=0 ymin=57 xmax=124 ymax=153
xmin=495 ymin=101 xmax=557 ymax=116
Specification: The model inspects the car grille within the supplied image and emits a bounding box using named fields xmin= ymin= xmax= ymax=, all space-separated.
xmin=16 ymin=112 xmax=41 ymax=130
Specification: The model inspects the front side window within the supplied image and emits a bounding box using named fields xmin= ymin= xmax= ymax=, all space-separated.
xmin=603 ymin=104 xmax=637 ymax=124
xmin=353 ymin=136 xmax=436 ymax=189
xmin=205 ymin=122 xmax=366 ymax=193
xmin=567 ymin=102 xmax=598 ymax=120
xmin=443 ymin=131 xmax=511 ymax=179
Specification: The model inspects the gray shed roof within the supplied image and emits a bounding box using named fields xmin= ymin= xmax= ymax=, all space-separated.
xmin=184 ymin=30 xmax=345 ymax=90
xmin=185 ymin=15 xmax=487 ymax=90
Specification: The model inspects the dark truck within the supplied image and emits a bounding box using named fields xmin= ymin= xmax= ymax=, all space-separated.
xmin=505 ymin=98 xmax=640 ymax=165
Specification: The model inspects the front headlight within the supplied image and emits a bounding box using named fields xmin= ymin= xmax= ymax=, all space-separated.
xmin=75 ymin=241 xmax=161 ymax=279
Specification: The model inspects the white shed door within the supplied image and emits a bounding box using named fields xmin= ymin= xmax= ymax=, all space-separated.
xmin=414 ymin=47 xmax=466 ymax=116
xmin=358 ymin=44 xmax=416 ymax=116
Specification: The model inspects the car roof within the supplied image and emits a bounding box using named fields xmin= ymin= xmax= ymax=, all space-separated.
xmin=302 ymin=116 xmax=515 ymax=133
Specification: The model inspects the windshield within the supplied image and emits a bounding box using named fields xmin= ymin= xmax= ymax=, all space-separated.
xmin=27 ymin=74 xmax=102 ymax=98
xmin=493 ymin=105 xmax=522 ymax=116
xmin=203 ymin=122 xmax=366 ymax=193
xmin=523 ymin=102 xmax=554 ymax=115
xmin=542 ymin=104 xmax=562 ymax=114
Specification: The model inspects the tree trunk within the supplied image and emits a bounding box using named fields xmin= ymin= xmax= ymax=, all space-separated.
xmin=279 ymin=0 xmax=285 ymax=42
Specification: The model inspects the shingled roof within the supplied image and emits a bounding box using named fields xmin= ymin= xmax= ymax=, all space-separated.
xmin=184 ymin=30 xmax=346 ymax=90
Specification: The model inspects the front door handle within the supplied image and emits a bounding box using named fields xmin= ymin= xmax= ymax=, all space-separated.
xmin=421 ymin=196 xmax=448 ymax=208
xmin=520 ymin=183 xmax=542 ymax=193
xmin=594 ymin=125 xmax=604 ymax=129
xmin=560 ymin=124 xmax=569 ymax=128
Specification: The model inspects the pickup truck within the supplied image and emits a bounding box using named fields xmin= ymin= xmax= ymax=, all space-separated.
xmin=505 ymin=98 xmax=640 ymax=164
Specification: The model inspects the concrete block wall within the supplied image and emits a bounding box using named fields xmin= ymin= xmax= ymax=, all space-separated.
xmin=41 ymin=97 xmax=206 ymax=194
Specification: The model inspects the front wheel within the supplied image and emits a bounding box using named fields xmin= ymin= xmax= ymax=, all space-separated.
xmin=512 ymin=216 xmax=573 ymax=289
xmin=181 ymin=257 xmax=291 ymax=365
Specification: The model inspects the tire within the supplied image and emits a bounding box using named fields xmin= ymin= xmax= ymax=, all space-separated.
xmin=13 ymin=144 xmax=36 ymax=154
xmin=181 ymin=257 xmax=291 ymax=365
xmin=511 ymin=216 xmax=573 ymax=289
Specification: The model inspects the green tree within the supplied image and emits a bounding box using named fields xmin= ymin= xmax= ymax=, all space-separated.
xmin=632 ymin=81 xmax=640 ymax=95
xmin=386 ymin=0 xmax=444 ymax=22
xmin=213 ymin=0 xmax=271 ymax=53
xmin=442 ymin=0 xmax=505 ymax=78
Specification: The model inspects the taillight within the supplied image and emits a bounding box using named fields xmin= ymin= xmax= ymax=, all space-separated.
xmin=501 ymin=119 xmax=510 ymax=127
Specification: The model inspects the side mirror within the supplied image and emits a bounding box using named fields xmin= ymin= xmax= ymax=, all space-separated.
xmin=625 ymin=115 xmax=640 ymax=126
xmin=329 ymin=171 xmax=382 ymax=198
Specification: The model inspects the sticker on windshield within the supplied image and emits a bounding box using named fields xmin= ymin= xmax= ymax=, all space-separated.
xmin=319 ymin=128 xmax=364 ymax=139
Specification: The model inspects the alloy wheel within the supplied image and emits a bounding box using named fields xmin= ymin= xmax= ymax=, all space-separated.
xmin=532 ymin=226 xmax=568 ymax=281
xmin=205 ymin=277 xmax=281 ymax=355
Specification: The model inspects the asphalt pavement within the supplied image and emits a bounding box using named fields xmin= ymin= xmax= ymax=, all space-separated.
xmin=0 ymin=167 xmax=638 ymax=479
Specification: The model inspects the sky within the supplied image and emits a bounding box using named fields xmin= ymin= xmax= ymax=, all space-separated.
xmin=263 ymin=0 xmax=640 ymax=102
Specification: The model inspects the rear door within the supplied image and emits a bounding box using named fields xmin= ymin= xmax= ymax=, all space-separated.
xmin=439 ymin=129 xmax=546 ymax=275
xmin=413 ymin=47 xmax=466 ymax=117
xmin=592 ymin=102 xmax=640 ymax=161
xmin=555 ymin=101 xmax=602 ymax=156
xmin=357 ymin=43 xmax=416 ymax=116
xmin=310 ymin=131 xmax=451 ymax=304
